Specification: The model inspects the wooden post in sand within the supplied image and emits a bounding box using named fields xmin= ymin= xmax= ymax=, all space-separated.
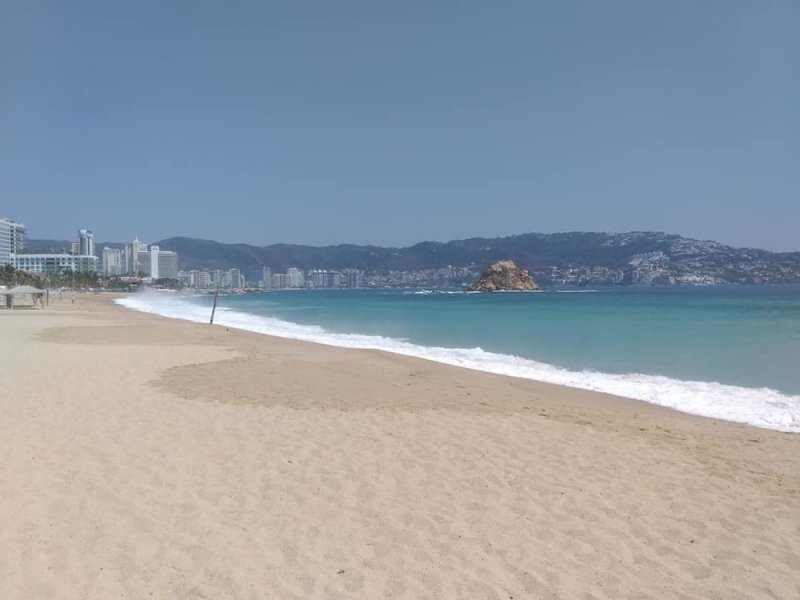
xmin=209 ymin=283 xmax=221 ymax=324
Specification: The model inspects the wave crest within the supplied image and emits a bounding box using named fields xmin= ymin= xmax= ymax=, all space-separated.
xmin=116 ymin=292 xmax=800 ymax=433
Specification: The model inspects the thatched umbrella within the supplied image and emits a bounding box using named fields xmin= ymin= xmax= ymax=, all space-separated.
xmin=3 ymin=285 xmax=46 ymax=309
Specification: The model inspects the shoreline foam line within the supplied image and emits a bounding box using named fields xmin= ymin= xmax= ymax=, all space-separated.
xmin=116 ymin=292 xmax=800 ymax=433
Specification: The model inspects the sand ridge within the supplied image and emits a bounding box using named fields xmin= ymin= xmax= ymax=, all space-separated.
xmin=0 ymin=294 xmax=798 ymax=599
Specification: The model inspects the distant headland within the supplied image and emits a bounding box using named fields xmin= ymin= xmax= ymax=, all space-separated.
xmin=24 ymin=230 xmax=800 ymax=288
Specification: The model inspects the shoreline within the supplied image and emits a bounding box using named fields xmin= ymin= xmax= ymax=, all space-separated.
xmin=1 ymin=293 xmax=798 ymax=598
xmin=117 ymin=290 xmax=800 ymax=433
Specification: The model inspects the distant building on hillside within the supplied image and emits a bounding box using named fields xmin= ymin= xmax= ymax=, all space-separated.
xmin=272 ymin=273 xmax=288 ymax=289
xmin=309 ymin=269 xmax=345 ymax=289
xmin=227 ymin=268 xmax=243 ymax=289
xmin=343 ymin=268 xmax=362 ymax=289
xmin=0 ymin=217 xmax=26 ymax=266
xmin=309 ymin=270 xmax=324 ymax=288
xmin=287 ymin=267 xmax=304 ymax=288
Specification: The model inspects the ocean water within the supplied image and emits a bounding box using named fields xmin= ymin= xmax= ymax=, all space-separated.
xmin=117 ymin=286 xmax=800 ymax=433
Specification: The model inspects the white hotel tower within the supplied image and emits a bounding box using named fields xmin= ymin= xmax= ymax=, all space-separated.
xmin=78 ymin=228 xmax=95 ymax=257
xmin=0 ymin=217 xmax=26 ymax=266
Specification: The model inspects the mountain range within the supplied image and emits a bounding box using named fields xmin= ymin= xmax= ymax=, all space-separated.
xmin=26 ymin=231 xmax=800 ymax=286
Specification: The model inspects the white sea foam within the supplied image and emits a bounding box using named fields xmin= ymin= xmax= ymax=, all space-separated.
xmin=402 ymin=290 xmax=466 ymax=295
xmin=116 ymin=291 xmax=800 ymax=433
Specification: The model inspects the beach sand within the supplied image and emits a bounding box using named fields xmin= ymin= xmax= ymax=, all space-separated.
xmin=1 ymin=294 xmax=798 ymax=599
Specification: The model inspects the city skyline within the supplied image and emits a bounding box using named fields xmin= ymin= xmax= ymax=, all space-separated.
xmin=9 ymin=216 xmax=800 ymax=255
xmin=2 ymin=2 xmax=798 ymax=252
xmin=4 ymin=214 xmax=798 ymax=286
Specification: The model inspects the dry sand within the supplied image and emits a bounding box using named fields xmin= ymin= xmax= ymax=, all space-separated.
xmin=1 ymin=294 xmax=798 ymax=599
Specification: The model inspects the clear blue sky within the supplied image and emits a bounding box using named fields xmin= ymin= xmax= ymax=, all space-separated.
xmin=1 ymin=1 xmax=798 ymax=250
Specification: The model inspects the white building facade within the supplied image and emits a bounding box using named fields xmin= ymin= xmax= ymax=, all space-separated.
xmin=150 ymin=245 xmax=161 ymax=279
xmin=0 ymin=217 xmax=26 ymax=267
xmin=136 ymin=246 xmax=179 ymax=279
xmin=78 ymin=229 xmax=95 ymax=257
xmin=124 ymin=237 xmax=149 ymax=275
xmin=287 ymin=267 xmax=304 ymax=289
xmin=102 ymin=247 xmax=123 ymax=276
xmin=179 ymin=269 xmax=212 ymax=288
xmin=227 ymin=268 xmax=243 ymax=289
xmin=14 ymin=254 xmax=98 ymax=276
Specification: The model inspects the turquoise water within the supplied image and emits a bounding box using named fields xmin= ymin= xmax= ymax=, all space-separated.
xmin=119 ymin=286 xmax=800 ymax=431
xmin=212 ymin=286 xmax=800 ymax=395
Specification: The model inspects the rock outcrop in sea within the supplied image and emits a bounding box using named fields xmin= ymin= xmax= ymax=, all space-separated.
xmin=468 ymin=260 xmax=539 ymax=292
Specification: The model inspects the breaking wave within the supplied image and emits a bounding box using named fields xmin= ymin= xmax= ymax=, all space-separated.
xmin=116 ymin=291 xmax=800 ymax=433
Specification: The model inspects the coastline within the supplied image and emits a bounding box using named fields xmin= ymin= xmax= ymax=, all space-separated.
xmin=117 ymin=289 xmax=800 ymax=433
xmin=1 ymin=293 xmax=798 ymax=598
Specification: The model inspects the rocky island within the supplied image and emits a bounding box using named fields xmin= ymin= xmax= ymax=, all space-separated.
xmin=468 ymin=260 xmax=539 ymax=292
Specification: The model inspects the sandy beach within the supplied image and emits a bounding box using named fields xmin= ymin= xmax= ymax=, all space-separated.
xmin=1 ymin=294 xmax=798 ymax=599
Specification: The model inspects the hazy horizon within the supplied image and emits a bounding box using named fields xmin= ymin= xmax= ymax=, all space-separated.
xmin=17 ymin=225 xmax=799 ymax=254
xmin=3 ymin=2 xmax=798 ymax=251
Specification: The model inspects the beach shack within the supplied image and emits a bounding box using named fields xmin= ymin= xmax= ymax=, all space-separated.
xmin=2 ymin=285 xmax=46 ymax=309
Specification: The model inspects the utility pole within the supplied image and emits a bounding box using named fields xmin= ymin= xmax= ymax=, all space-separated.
xmin=209 ymin=282 xmax=221 ymax=324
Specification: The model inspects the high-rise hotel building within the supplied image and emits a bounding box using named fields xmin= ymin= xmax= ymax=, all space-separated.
xmin=102 ymin=247 xmax=123 ymax=276
xmin=135 ymin=244 xmax=179 ymax=279
xmin=3 ymin=219 xmax=98 ymax=275
xmin=287 ymin=267 xmax=304 ymax=289
xmin=78 ymin=228 xmax=95 ymax=257
xmin=0 ymin=217 xmax=26 ymax=266
xmin=124 ymin=237 xmax=149 ymax=275
xmin=0 ymin=218 xmax=97 ymax=276
xmin=14 ymin=253 xmax=98 ymax=275
xmin=226 ymin=268 xmax=243 ymax=289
